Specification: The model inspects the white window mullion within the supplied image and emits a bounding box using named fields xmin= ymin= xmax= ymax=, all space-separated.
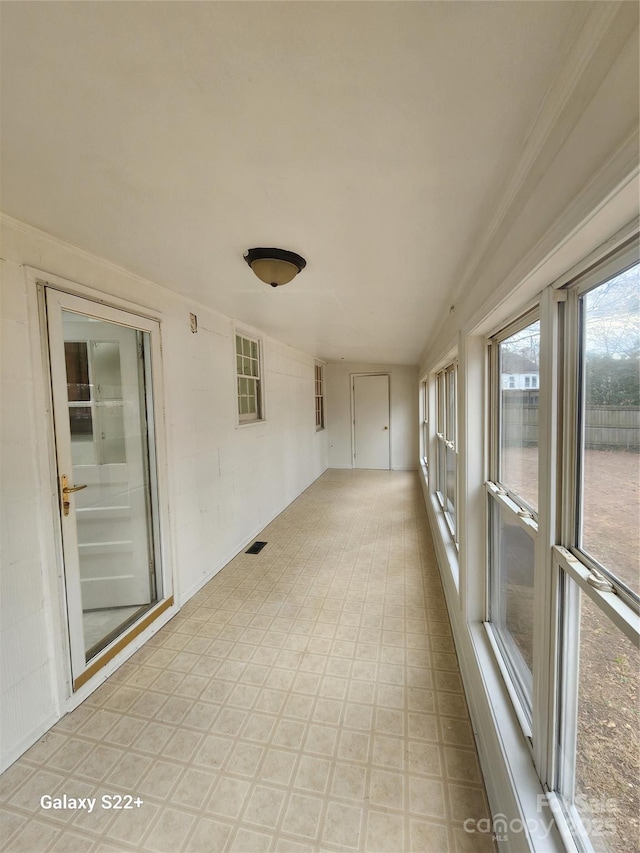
xmin=532 ymin=286 xmax=562 ymax=786
xmin=553 ymin=284 xmax=582 ymax=801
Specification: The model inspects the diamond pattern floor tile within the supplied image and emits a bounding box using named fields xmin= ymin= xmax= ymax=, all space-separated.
xmin=0 ymin=470 xmax=495 ymax=852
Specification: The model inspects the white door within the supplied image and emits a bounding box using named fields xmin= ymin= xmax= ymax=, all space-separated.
xmin=353 ymin=374 xmax=390 ymax=469
xmin=46 ymin=288 xmax=166 ymax=682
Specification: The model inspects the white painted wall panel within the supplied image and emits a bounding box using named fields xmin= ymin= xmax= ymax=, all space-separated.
xmin=0 ymin=219 xmax=328 ymax=770
xmin=325 ymin=363 xmax=418 ymax=470
xmin=1 ymin=258 xmax=60 ymax=766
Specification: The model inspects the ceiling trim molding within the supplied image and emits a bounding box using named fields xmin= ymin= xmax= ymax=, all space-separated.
xmin=420 ymin=126 xmax=639 ymax=371
xmin=465 ymin=128 xmax=639 ymax=337
xmin=448 ymin=1 xmax=629 ymax=311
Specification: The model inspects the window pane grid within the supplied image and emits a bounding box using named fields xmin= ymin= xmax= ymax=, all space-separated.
xmin=236 ymin=333 xmax=262 ymax=422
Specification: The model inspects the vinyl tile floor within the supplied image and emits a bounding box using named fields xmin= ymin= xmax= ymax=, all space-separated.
xmin=0 ymin=470 xmax=496 ymax=853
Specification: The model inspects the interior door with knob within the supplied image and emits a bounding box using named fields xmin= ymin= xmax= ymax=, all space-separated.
xmin=45 ymin=288 xmax=168 ymax=687
xmin=352 ymin=373 xmax=391 ymax=469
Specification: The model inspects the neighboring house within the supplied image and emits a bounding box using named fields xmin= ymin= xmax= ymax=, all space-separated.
xmin=501 ymin=351 xmax=540 ymax=391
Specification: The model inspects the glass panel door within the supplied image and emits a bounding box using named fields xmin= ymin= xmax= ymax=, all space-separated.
xmin=46 ymin=288 xmax=168 ymax=686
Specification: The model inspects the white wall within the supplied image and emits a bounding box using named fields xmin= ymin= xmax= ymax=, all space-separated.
xmin=326 ymin=362 xmax=418 ymax=470
xmin=0 ymin=215 xmax=328 ymax=770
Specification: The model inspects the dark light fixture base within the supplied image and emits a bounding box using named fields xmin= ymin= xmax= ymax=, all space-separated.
xmin=244 ymin=248 xmax=306 ymax=287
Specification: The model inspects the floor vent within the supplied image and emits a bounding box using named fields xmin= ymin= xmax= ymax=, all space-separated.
xmin=246 ymin=541 xmax=267 ymax=554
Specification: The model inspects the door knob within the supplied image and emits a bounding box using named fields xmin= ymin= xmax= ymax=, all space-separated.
xmin=61 ymin=474 xmax=87 ymax=516
xmin=384 ymin=426 xmax=389 ymax=430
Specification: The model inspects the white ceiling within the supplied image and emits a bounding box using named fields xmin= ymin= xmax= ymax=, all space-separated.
xmin=1 ymin=1 xmax=593 ymax=364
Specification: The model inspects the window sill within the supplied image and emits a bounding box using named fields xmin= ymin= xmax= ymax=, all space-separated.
xmin=420 ymin=463 xmax=566 ymax=851
xmin=236 ymin=419 xmax=267 ymax=429
xmin=418 ymin=465 xmax=459 ymax=593
xmin=468 ymin=622 xmax=569 ymax=852
xmin=484 ymin=622 xmax=533 ymax=741
xmin=431 ymin=493 xmax=460 ymax=592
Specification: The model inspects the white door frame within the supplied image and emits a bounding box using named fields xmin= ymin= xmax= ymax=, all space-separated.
xmin=26 ymin=267 xmax=176 ymax=706
xmin=350 ymin=372 xmax=391 ymax=469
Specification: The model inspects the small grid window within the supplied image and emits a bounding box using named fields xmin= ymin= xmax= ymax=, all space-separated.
xmin=236 ymin=333 xmax=262 ymax=422
xmin=315 ymin=363 xmax=325 ymax=430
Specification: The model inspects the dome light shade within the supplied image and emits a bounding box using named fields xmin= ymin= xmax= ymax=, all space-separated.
xmin=244 ymin=248 xmax=306 ymax=287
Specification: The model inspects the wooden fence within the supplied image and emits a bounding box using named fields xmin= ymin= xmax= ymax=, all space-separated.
xmin=503 ymin=405 xmax=639 ymax=451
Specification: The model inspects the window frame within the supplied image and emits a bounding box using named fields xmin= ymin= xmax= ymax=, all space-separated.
xmin=420 ymin=379 xmax=428 ymax=467
xmin=421 ymin=229 xmax=638 ymax=853
xmin=314 ymin=362 xmax=325 ymax=431
xmin=563 ymin=260 xmax=640 ymax=613
xmin=235 ymin=330 xmax=264 ymax=424
xmin=489 ymin=307 xmax=541 ymax=519
xmin=486 ymin=308 xmax=541 ymax=733
xmin=435 ymin=361 xmax=458 ymax=545
xmin=552 ymin=239 xmax=640 ymax=852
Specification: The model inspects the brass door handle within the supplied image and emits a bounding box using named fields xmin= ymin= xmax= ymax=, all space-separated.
xmin=63 ymin=483 xmax=87 ymax=494
xmin=61 ymin=475 xmax=87 ymax=516
xmin=384 ymin=426 xmax=389 ymax=430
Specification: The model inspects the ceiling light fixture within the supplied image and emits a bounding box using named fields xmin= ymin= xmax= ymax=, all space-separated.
xmin=244 ymin=247 xmax=306 ymax=288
